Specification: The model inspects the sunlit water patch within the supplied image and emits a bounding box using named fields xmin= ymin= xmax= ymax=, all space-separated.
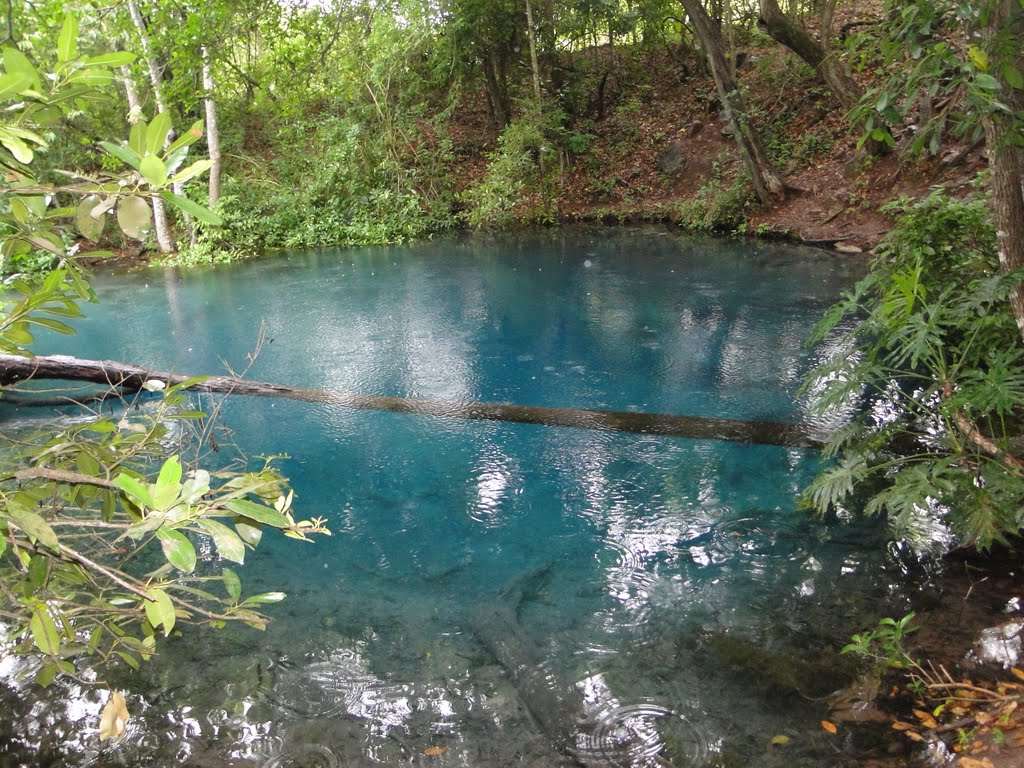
xmin=1 ymin=227 xmax=922 ymax=766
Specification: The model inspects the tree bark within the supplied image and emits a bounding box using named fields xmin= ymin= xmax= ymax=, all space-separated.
xmin=524 ymin=0 xmax=542 ymax=100
xmin=757 ymin=0 xmax=862 ymax=111
xmin=201 ymin=46 xmax=222 ymax=210
xmin=982 ymin=0 xmax=1024 ymax=345
xmin=126 ymin=0 xmax=177 ymax=254
xmin=0 ymin=353 xmax=819 ymax=448
xmin=678 ymin=0 xmax=785 ymax=204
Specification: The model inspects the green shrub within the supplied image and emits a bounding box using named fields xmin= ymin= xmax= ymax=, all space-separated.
xmin=803 ymin=190 xmax=1024 ymax=549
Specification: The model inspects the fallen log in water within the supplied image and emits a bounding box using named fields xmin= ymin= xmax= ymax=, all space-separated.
xmin=0 ymin=353 xmax=822 ymax=448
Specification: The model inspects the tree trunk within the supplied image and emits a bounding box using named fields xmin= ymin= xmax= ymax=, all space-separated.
xmin=482 ymin=54 xmax=511 ymax=129
xmin=757 ymin=0 xmax=861 ymax=111
xmin=202 ymin=46 xmax=222 ymax=210
xmin=679 ymin=0 xmax=785 ymax=204
xmin=982 ymin=0 xmax=1024 ymax=344
xmin=0 ymin=354 xmax=819 ymax=448
xmin=126 ymin=0 xmax=177 ymax=254
xmin=524 ymin=0 xmax=543 ymax=100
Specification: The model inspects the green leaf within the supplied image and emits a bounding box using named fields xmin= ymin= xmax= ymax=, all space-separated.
xmin=99 ymin=141 xmax=141 ymax=170
xmin=974 ymin=73 xmax=1001 ymax=91
xmin=0 ymin=129 xmax=34 ymax=163
xmin=146 ymin=112 xmax=172 ymax=155
xmin=139 ymin=154 xmax=168 ymax=188
xmin=114 ymin=472 xmax=153 ymax=508
xmin=157 ymin=528 xmax=197 ymax=573
xmin=64 ymin=68 xmax=112 ymax=86
xmin=85 ymin=52 xmax=136 ymax=68
xmin=128 ymin=121 xmax=146 ymax=157
xmin=76 ymin=195 xmax=105 ymax=241
xmin=199 ymin=519 xmax=246 ymax=564
xmin=26 ymin=316 xmax=75 ymax=335
xmin=234 ymin=518 xmax=263 ymax=548
xmin=3 ymin=47 xmax=42 ymax=92
xmin=168 ymin=159 xmax=213 ymax=185
xmin=222 ymin=568 xmax=241 ymax=603
xmin=116 ymin=195 xmax=152 ymax=239
xmin=6 ymin=497 xmax=59 ymax=550
xmin=1003 ymin=66 xmax=1024 ymax=90
xmin=243 ymin=592 xmax=286 ymax=604
xmin=224 ymin=499 xmax=289 ymax=528
xmin=29 ymin=605 xmax=61 ymax=655
xmin=144 ymin=588 xmax=176 ymax=636
xmin=158 ymin=191 xmax=221 ymax=225
xmin=57 ymin=15 xmax=79 ymax=64
xmin=967 ymin=44 xmax=989 ymax=71
xmin=165 ymin=120 xmax=203 ymax=155
xmin=156 ymin=455 xmax=183 ymax=489
xmin=0 ymin=72 xmax=32 ymax=99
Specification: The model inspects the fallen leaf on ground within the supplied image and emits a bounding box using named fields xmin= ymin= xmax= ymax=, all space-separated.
xmin=821 ymin=720 xmax=837 ymax=734
xmin=423 ymin=746 xmax=447 ymax=756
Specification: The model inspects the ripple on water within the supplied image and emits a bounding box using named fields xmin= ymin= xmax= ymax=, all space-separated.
xmin=258 ymin=741 xmax=342 ymax=768
xmin=260 ymin=650 xmax=382 ymax=719
xmin=576 ymin=703 xmax=713 ymax=768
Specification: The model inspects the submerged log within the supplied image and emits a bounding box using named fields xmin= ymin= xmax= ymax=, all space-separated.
xmin=0 ymin=353 xmax=822 ymax=448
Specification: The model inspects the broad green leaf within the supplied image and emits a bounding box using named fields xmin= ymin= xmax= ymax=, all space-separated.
xmin=85 ymin=52 xmax=135 ymax=68
xmin=146 ymin=112 xmax=172 ymax=155
xmin=974 ymin=73 xmax=1001 ymax=91
xmin=29 ymin=605 xmax=61 ymax=655
xmin=165 ymin=120 xmax=203 ymax=154
xmin=168 ymin=159 xmax=213 ymax=185
xmin=57 ymin=15 xmax=78 ymax=63
xmin=0 ymin=72 xmax=31 ymax=99
xmin=234 ymin=518 xmax=263 ymax=548
xmin=156 ymin=456 xmax=183 ymax=489
xmin=967 ymin=44 xmax=989 ymax=71
xmin=222 ymin=568 xmax=241 ymax=602
xmin=2 ymin=47 xmax=41 ymax=92
xmin=159 ymin=191 xmax=221 ymax=225
xmin=1003 ymin=66 xmax=1024 ymax=90
xmin=76 ymin=195 xmax=105 ymax=241
xmin=65 ymin=68 xmax=113 ymax=86
xmin=128 ymin=121 xmax=146 ymax=157
xmin=0 ymin=129 xmax=34 ymax=163
xmin=157 ymin=528 xmax=196 ymax=573
xmin=99 ymin=141 xmax=141 ymax=170
xmin=143 ymin=588 xmax=176 ymax=636
xmin=224 ymin=499 xmax=289 ymax=528
xmin=139 ymin=153 xmax=168 ymax=188
xmin=114 ymin=472 xmax=153 ymax=508
xmin=199 ymin=519 xmax=246 ymax=564
xmin=116 ymin=195 xmax=152 ymax=239
xmin=6 ymin=497 xmax=59 ymax=550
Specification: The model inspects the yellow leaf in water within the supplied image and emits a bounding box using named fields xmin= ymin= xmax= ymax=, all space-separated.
xmin=904 ymin=730 xmax=925 ymax=742
xmin=820 ymin=720 xmax=837 ymax=734
xmin=1012 ymin=668 xmax=1024 ymax=682
xmin=770 ymin=735 xmax=790 ymax=746
xmin=891 ymin=721 xmax=916 ymax=731
xmin=98 ymin=691 xmax=129 ymax=742
xmin=422 ymin=746 xmax=447 ymax=756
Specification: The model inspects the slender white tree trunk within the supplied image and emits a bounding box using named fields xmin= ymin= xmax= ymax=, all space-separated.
xmin=126 ymin=0 xmax=178 ymax=253
xmin=202 ymin=46 xmax=221 ymax=210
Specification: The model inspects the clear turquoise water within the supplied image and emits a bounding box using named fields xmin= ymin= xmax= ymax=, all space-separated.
xmin=3 ymin=228 xmax=908 ymax=767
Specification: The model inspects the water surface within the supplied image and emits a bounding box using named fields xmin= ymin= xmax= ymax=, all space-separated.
xmin=3 ymin=228 xmax=910 ymax=767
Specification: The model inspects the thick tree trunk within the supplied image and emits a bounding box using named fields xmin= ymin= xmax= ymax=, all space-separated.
xmin=982 ymin=0 xmax=1024 ymax=345
xmin=482 ymin=54 xmax=511 ymax=129
xmin=201 ymin=46 xmax=222 ymax=210
xmin=126 ymin=0 xmax=178 ymax=254
xmin=679 ymin=0 xmax=785 ymax=204
xmin=0 ymin=353 xmax=819 ymax=448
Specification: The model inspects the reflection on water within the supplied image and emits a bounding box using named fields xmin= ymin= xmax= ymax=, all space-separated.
xmin=1 ymin=227 xmax=918 ymax=766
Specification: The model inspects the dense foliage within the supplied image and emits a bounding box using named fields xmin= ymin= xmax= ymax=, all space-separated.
xmin=804 ymin=192 xmax=1024 ymax=548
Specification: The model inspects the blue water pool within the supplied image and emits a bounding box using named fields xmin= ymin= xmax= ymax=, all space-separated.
xmin=2 ymin=227 xmax=914 ymax=767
